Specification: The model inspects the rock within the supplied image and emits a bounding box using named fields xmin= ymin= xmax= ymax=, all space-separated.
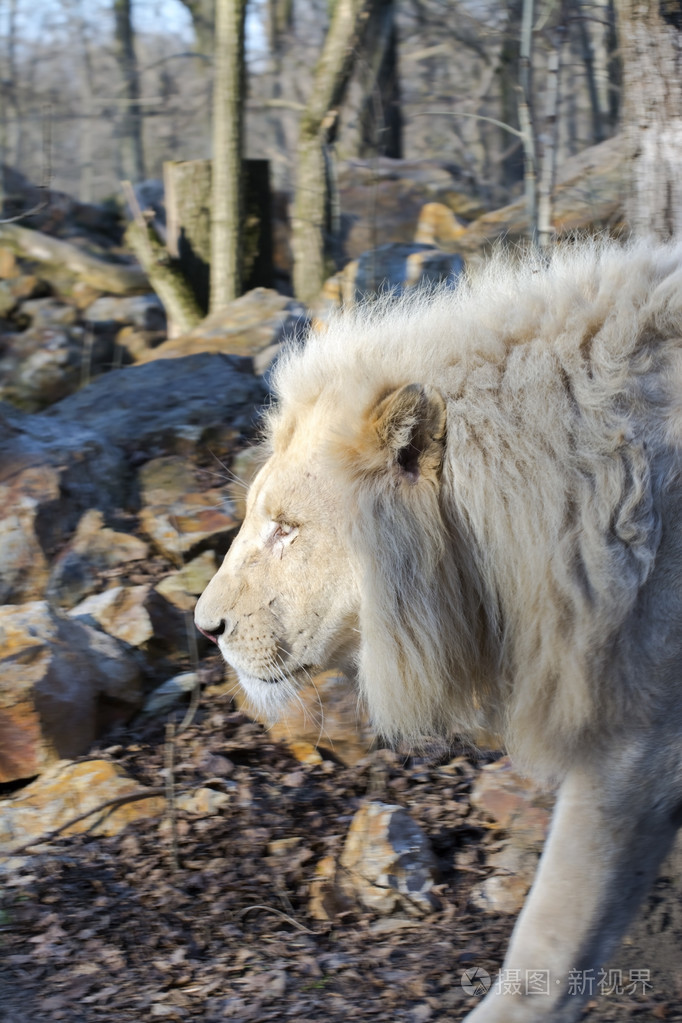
xmin=0 ymin=279 xmax=16 ymax=316
xmin=155 ymin=551 xmax=217 ymax=612
xmin=70 ymin=584 xmax=153 ymax=647
xmin=42 ymin=351 xmax=265 ymax=455
xmin=141 ymin=671 xmax=198 ymax=717
xmin=0 ymin=324 xmax=116 ymax=411
xmin=0 ymin=602 xmax=142 ymax=783
xmin=319 ymin=244 xmax=464 ymax=312
xmin=175 ymin=787 xmax=231 ymax=816
xmin=0 ymin=247 xmax=18 ymax=278
xmin=138 ymin=456 xmax=239 ymax=559
xmin=114 ymin=324 xmax=165 ymax=362
xmin=469 ymin=756 xmax=553 ymax=915
xmin=140 ymin=288 xmax=307 ymax=375
xmin=469 ymin=755 xmax=552 ymax=837
xmin=47 ymin=508 xmax=149 ymax=609
xmin=8 ymin=273 xmax=51 ymax=302
xmin=338 ymin=801 xmax=439 ymax=916
xmin=20 ymin=297 xmax=78 ymax=329
xmin=0 ymin=759 xmax=166 ymax=859
xmin=472 ymin=841 xmax=541 ymax=916
xmin=0 ymin=752 xmax=233 ymax=863
xmin=415 ymin=202 xmax=468 ymax=246
xmin=0 ymin=464 xmax=57 ymax=604
xmin=309 ymin=854 xmax=354 ymax=922
xmin=84 ymin=294 xmax=166 ymax=331
xmin=70 ymin=279 xmax=105 ymax=310
xmin=69 ymin=584 xmax=184 ymax=654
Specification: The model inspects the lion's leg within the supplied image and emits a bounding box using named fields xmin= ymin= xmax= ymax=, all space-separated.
xmin=464 ymin=752 xmax=680 ymax=1023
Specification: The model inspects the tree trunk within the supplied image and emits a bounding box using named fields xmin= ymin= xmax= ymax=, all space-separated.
xmin=5 ymin=0 xmax=22 ymax=171
xmin=177 ymin=0 xmax=216 ymax=59
xmin=292 ymin=0 xmax=374 ymax=306
xmin=537 ymin=18 xmax=565 ymax=249
xmin=73 ymin=2 xmax=96 ymax=204
xmin=498 ymin=0 xmax=524 ymax=187
xmin=618 ymin=0 xmax=682 ymax=238
xmin=124 ymin=220 xmax=203 ymax=337
xmin=575 ymin=0 xmax=605 ymax=145
xmin=518 ymin=0 xmax=538 ymax=242
xmin=113 ymin=0 xmax=145 ymax=183
xmin=605 ymin=0 xmax=621 ymax=132
xmin=358 ymin=0 xmax=402 ymax=159
xmin=210 ymin=0 xmax=247 ymax=310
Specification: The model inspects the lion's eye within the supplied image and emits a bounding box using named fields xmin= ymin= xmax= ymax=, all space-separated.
xmin=271 ymin=521 xmax=297 ymax=544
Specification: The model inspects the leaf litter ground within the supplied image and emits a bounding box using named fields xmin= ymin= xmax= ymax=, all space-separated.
xmin=1 ymin=667 xmax=679 ymax=1023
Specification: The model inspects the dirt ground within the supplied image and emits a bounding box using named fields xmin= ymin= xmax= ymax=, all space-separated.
xmin=1 ymin=661 xmax=681 ymax=1023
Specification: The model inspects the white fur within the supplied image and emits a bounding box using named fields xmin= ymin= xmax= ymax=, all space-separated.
xmin=196 ymin=239 xmax=682 ymax=1022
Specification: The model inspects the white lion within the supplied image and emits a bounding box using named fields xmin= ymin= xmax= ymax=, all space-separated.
xmin=195 ymin=240 xmax=682 ymax=1022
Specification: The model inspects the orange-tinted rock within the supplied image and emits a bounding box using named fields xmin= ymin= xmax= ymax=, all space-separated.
xmin=470 ymin=756 xmax=554 ymax=915
xmin=0 ymin=759 xmax=166 ymax=856
xmin=415 ymin=202 xmax=468 ymax=246
xmin=138 ymin=456 xmax=238 ymax=559
xmin=0 ymin=602 xmax=142 ymax=783
xmin=339 ymin=801 xmax=438 ymax=916
xmin=0 ymin=464 xmax=58 ymax=604
xmin=47 ymin=508 xmax=149 ymax=609
xmin=140 ymin=288 xmax=306 ymax=375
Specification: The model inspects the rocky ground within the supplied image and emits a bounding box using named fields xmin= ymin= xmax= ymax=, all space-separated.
xmin=2 ymin=666 xmax=681 ymax=1023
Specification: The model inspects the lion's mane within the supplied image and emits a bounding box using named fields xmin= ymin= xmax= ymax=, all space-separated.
xmin=269 ymin=240 xmax=682 ymax=780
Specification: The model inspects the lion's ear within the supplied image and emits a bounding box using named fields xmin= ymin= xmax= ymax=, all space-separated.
xmin=370 ymin=383 xmax=447 ymax=482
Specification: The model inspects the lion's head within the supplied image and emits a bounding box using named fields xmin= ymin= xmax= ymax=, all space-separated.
xmin=195 ymin=288 xmax=501 ymax=745
xmin=193 ymin=402 xmax=361 ymax=719
xmin=194 ymin=363 xmax=488 ymax=734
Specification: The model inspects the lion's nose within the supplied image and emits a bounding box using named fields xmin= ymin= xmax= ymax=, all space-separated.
xmin=195 ymin=619 xmax=226 ymax=644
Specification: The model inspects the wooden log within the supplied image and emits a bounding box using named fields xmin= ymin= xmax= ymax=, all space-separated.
xmin=0 ymin=223 xmax=149 ymax=295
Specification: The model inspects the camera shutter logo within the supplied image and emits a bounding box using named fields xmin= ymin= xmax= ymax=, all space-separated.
xmin=461 ymin=967 xmax=491 ymax=996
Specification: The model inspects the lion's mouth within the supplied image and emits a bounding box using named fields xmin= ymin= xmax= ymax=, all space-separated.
xmin=258 ymin=664 xmax=315 ymax=685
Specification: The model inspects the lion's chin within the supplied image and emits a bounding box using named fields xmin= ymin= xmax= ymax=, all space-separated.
xmin=233 ymin=669 xmax=310 ymax=722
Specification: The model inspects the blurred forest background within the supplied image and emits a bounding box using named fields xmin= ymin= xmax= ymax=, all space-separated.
xmin=0 ymin=0 xmax=618 ymax=212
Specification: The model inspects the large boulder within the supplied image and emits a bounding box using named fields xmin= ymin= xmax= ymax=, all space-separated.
xmin=139 ymin=288 xmax=307 ymax=376
xmin=0 ymin=354 xmax=265 ymax=603
xmin=41 ymin=351 xmax=265 ymax=454
xmin=0 ymin=758 xmax=231 ymax=863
